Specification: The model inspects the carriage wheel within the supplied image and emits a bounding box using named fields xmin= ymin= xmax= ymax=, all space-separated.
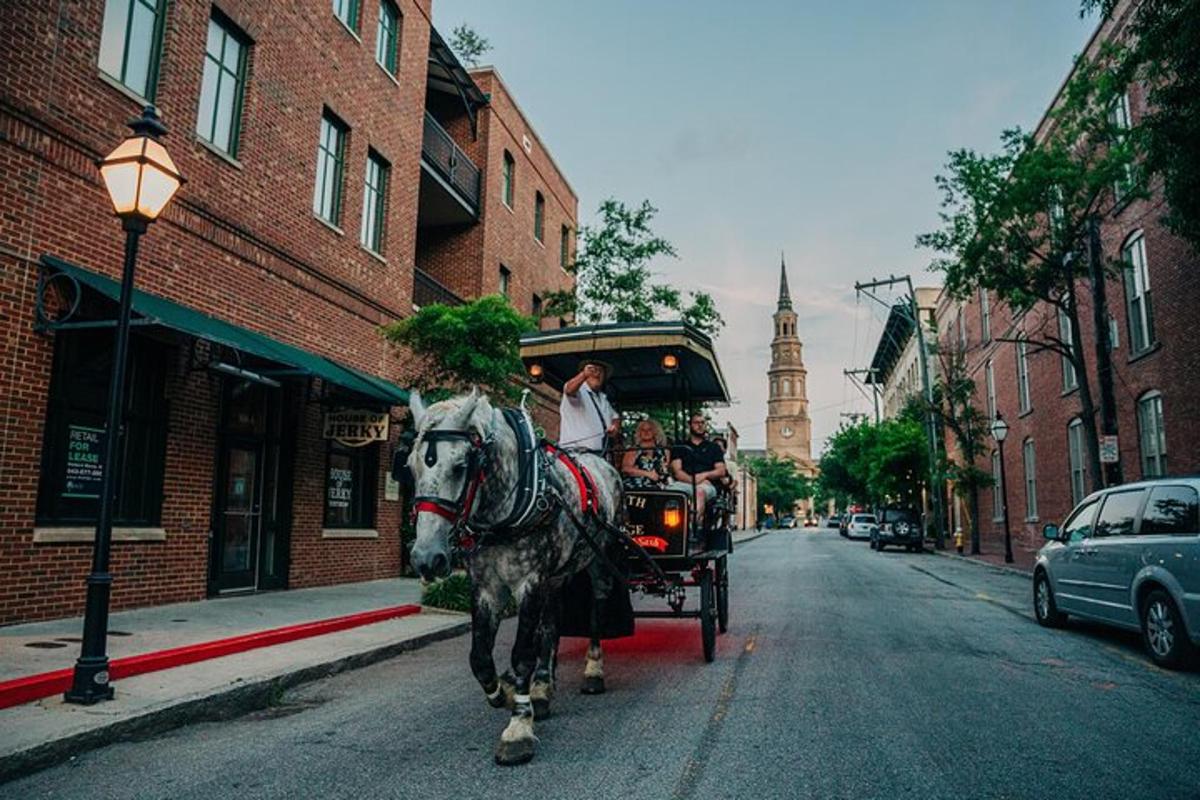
xmin=715 ymin=555 xmax=729 ymax=634
xmin=699 ymin=567 xmax=716 ymax=663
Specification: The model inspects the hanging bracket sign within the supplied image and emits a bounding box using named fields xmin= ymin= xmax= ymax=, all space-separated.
xmin=324 ymin=409 xmax=389 ymax=447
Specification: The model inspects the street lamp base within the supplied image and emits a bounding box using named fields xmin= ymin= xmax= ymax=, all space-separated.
xmin=64 ymin=657 xmax=115 ymax=705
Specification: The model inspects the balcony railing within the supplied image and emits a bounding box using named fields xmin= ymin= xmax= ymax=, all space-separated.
xmin=422 ymin=111 xmax=481 ymax=211
xmin=414 ymin=268 xmax=465 ymax=308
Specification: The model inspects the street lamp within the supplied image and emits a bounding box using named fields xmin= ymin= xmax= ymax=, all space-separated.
xmin=65 ymin=106 xmax=182 ymax=705
xmin=989 ymin=412 xmax=1014 ymax=565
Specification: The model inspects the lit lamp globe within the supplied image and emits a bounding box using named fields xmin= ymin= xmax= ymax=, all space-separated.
xmin=98 ymin=106 xmax=182 ymax=229
xmin=990 ymin=414 xmax=1009 ymax=443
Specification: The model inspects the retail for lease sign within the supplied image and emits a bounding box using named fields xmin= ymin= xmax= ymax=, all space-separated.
xmin=323 ymin=409 xmax=388 ymax=447
xmin=64 ymin=424 xmax=105 ymax=498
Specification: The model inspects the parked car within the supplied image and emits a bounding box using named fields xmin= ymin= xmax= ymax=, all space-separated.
xmin=1034 ymin=478 xmax=1200 ymax=669
xmin=846 ymin=513 xmax=878 ymax=540
xmin=804 ymin=517 xmax=818 ymax=528
xmin=826 ymin=515 xmax=841 ymax=529
xmin=779 ymin=515 xmax=796 ymax=529
xmin=763 ymin=517 xmax=776 ymax=529
xmin=871 ymin=508 xmax=923 ymax=553
xmin=839 ymin=514 xmax=851 ymax=537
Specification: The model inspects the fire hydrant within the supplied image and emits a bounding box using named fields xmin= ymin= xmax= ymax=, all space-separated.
xmin=954 ymin=528 xmax=964 ymax=554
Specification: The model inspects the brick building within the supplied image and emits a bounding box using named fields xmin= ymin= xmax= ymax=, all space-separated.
xmin=939 ymin=1 xmax=1200 ymax=560
xmin=0 ymin=1 xmax=575 ymax=624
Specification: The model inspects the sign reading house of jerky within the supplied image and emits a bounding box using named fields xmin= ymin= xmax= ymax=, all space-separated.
xmin=323 ymin=409 xmax=389 ymax=447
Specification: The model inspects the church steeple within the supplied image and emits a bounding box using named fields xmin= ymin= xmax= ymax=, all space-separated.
xmin=778 ymin=253 xmax=793 ymax=311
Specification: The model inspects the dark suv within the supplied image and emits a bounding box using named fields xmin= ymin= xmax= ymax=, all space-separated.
xmin=871 ymin=508 xmax=923 ymax=553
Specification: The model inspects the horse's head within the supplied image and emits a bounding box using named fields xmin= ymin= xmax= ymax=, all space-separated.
xmin=407 ymin=387 xmax=495 ymax=580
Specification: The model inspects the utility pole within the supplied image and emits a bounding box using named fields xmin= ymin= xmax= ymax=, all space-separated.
xmin=1088 ymin=217 xmax=1122 ymax=487
xmin=855 ymin=275 xmax=946 ymax=550
xmin=843 ymin=368 xmax=880 ymax=423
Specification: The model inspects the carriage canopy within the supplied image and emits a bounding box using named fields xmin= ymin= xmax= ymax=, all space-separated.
xmin=519 ymin=321 xmax=730 ymax=406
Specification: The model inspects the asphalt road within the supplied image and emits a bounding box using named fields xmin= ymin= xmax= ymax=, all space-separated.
xmin=10 ymin=531 xmax=1200 ymax=800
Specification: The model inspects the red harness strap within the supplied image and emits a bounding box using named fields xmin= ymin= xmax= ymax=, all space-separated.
xmin=546 ymin=445 xmax=598 ymax=515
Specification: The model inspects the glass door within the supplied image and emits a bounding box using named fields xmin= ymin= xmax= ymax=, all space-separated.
xmin=213 ymin=442 xmax=263 ymax=592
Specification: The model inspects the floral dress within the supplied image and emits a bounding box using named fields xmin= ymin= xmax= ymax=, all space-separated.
xmin=623 ymin=446 xmax=669 ymax=489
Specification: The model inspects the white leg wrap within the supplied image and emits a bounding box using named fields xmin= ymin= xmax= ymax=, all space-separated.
xmin=514 ymin=694 xmax=531 ymax=704
xmin=584 ymin=656 xmax=605 ymax=678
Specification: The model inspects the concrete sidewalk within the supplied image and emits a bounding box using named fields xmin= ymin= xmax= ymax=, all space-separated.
xmin=0 ymin=579 xmax=468 ymax=783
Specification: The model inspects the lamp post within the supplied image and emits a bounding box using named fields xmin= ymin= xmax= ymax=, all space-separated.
xmin=65 ymin=106 xmax=182 ymax=704
xmin=990 ymin=412 xmax=1014 ymax=565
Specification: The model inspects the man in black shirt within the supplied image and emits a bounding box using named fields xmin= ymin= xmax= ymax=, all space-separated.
xmin=669 ymin=413 xmax=727 ymax=526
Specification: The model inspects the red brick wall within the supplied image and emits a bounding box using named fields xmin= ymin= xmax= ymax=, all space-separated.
xmin=0 ymin=0 xmax=436 ymax=624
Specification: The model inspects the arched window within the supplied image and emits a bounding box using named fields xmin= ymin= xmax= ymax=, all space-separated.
xmin=1067 ymin=418 xmax=1086 ymax=505
xmin=782 ymin=378 xmax=791 ymax=397
xmin=1137 ymin=390 xmax=1166 ymax=477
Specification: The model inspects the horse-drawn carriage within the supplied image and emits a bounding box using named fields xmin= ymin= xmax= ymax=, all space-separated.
xmin=520 ymin=320 xmax=734 ymax=663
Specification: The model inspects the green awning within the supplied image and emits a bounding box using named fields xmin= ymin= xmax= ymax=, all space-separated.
xmin=41 ymin=255 xmax=409 ymax=406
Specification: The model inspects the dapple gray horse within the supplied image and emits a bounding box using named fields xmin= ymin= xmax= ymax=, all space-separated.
xmin=407 ymin=389 xmax=623 ymax=765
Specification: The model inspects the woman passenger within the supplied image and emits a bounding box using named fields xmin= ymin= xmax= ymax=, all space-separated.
xmin=621 ymin=418 xmax=670 ymax=489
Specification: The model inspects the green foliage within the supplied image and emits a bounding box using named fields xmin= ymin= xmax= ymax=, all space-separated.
xmin=745 ymin=455 xmax=812 ymax=517
xmin=421 ymin=572 xmax=472 ymax=612
xmin=1082 ymin=0 xmax=1200 ymax=251
xmin=448 ymin=24 xmax=491 ymax=67
xmin=543 ymin=198 xmax=724 ymax=336
xmin=818 ymin=418 xmax=929 ymax=509
xmin=382 ymin=295 xmax=535 ymax=401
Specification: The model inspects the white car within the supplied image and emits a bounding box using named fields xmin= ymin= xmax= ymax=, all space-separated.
xmin=847 ymin=514 xmax=878 ymax=540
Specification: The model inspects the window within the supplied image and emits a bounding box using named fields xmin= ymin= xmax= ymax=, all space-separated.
xmin=1108 ymin=314 xmax=1120 ymax=352
xmin=499 ymin=265 xmax=511 ymax=297
xmin=1016 ymin=335 xmax=1030 ymax=413
xmin=980 ymin=289 xmax=991 ymax=342
xmin=534 ymin=191 xmax=545 ymax=242
xmin=1109 ymin=92 xmax=1134 ymax=202
xmin=313 ymin=111 xmax=348 ymax=225
xmin=1022 ymin=438 xmax=1037 ymax=520
xmin=196 ymin=13 xmax=249 ymax=157
xmin=991 ymin=450 xmax=1003 ymax=522
xmin=1058 ymin=306 xmax=1077 ymax=391
xmin=37 ymin=333 xmax=168 ymax=526
xmin=956 ymin=309 xmax=967 ymax=351
xmin=1068 ymin=419 xmax=1087 ymax=506
xmin=325 ymin=440 xmax=377 ymax=528
xmin=99 ymin=0 xmax=167 ymax=100
xmin=1094 ymin=489 xmax=1145 ymax=537
xmin=531 ymin=294 xmax=542 ymax=317
xmin=985 ymin=359 xmax=996 ymax=421
xmin=771 ymin=379 xmax=778 ymax=399
xmin=1048 ymin=185 xmax=1066 ymax=243
xmin=360 ymin=150 xmax=389 ymax=253
xmin=1141 ymin=486 xmax=1199 ymax=535
xmin=333 ymin=0 xmax=359 ymax=33
xmin=1138 ymin=391 xmax=1166 ymax=478
xmin=1062 ymin=498 xmax=1099 ymax=542
xmin=782 ymin=378 xmax=791 ymax=397
xmin=501 ymin=151 xmax=515 ymax=208
xmin=560 ymin=225 xmax=571 ymax=269
xmin=375 ymin=1 xmax=399 ymax=74
xmin=1122 ymin=234 xmax=1155 ymax=354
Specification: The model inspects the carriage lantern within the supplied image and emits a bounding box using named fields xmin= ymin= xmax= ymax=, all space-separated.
xmin=527 ymin=362 xmax=544 ymax=382
xmin=661 ymin=353 xmax=679 ymax=373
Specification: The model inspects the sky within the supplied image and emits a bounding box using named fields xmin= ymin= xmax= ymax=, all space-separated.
xmin=434 ymin=0 xmax=1099 ymax=452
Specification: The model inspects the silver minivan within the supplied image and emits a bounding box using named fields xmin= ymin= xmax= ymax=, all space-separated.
xmin=1034 ymin=478 xmax=1200 ymax=669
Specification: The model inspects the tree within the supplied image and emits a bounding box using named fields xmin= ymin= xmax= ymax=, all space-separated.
xmin=818 ymin=416 xmax=928 ymax=510
xmin=543 ymin=198 xmax=724 ymax=336
xmin=916 ymin=49 xmax=1141 ymax=490
xmin=746 ymin=455 xmax=812 ymax=519
xmin=448 ymin=24 xmax=491 ymax=67
xmin=381 ymin=295 xmax=535 ymax=401
xmin=1082 ymin=0 xmax=1200 ymax=251
xmin=925 ymin=344 xmax=993 ymax=554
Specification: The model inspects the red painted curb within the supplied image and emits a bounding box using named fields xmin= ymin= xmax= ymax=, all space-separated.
xmin=0 ymin=604 xmax=422 ymax=711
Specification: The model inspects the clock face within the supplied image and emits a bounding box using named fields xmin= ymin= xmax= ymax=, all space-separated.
xmin=781 ymin=426 xmax=794 ymax=438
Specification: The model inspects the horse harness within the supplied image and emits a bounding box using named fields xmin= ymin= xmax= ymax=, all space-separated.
xmin=411 ymin=406 xmax=601 ymax=556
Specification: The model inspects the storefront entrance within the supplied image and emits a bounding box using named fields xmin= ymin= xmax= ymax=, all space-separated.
xmin=210 ymin=379 xmax=294 ymax=593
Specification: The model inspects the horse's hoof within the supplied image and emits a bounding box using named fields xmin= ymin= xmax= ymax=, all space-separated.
xmin=580 ymin=676 xmax=606 ymax=695
xmin=494 ymin=738 xmax=535 ymax=766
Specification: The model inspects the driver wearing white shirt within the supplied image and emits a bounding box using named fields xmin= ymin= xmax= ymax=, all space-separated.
xmin=559 ymin=362 xmax=619 ymax=453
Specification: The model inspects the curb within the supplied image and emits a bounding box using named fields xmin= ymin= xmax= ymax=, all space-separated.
xmin=0 ymin=618 xmax=469 ymax=785
xmin=928 ymin=547 xmax=1033 ymax=578
xmin=732 ymin=529 xmax=771 ymax=546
